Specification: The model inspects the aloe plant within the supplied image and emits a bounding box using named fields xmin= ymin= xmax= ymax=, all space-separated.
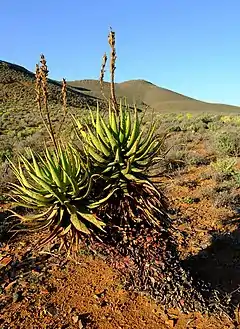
xmin=74 ymin=103 xmax=163 ymax=186
xmin=73 ymin=101 xmax=168 ymax=228
xmin=8 ymin=143 xmax=109 ymax=250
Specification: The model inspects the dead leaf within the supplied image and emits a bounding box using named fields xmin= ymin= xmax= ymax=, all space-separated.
xmin=5 ymin=280 xmax=17 ymax=291
xmin=0 ymin=255 xmax=12 ymax=267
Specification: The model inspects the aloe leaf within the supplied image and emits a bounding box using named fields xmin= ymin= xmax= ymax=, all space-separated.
xmin=70 ymin=213 xmax=90 ymax=234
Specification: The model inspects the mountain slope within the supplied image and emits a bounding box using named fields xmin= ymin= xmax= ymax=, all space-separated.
xmin=0 ymin=61 xmax=104 ymax=157
xmin=68 ymin=79 xmax=240 ymax=113
xmin=0 ymin=60 xmax=100 ymax=108
xmin=1 ymin=60 xmax=240 ymax=114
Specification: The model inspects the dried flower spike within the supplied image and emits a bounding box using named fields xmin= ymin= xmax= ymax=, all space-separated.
xmin=108 ymin=28 xmax=118 ymax=114
xmin=35 ymin=54 xmax=57 ymax=151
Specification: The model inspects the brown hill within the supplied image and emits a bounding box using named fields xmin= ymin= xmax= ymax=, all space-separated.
xmin=0 ymin=61 xmax=104 ymax=160
xmin=68 ymin=79 xmax=240 ymax=113
xmin=1 ymin=59 xmax=240 ymax=115
xmin=0 ymin=60 xmax=101 ymax=109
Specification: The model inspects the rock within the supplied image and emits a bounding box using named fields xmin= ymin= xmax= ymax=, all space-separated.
xmin=5 ymin=280 xmax=17 ymax=291
xmin=47 ymin=304 xmax=58 ymax=316
xmin=12 ymin=292 xmax=20 ymax=302
xmin=165 ymin=319 xmax=175 ymax=327
xmin=72 ymin=315 xmax=79 ymax=324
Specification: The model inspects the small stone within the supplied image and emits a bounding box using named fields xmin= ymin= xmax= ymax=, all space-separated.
xmin=68 ymin=306 xmax=73 ymax=314
xmin=12 ymin=292 xmax=20 ymax=302
xmin=47 ymin=304 xmax=58 ymax=316
xmin=5 ymin=280 xmax=17 ymax=291
xmin=165 ymin=319 xmax=174 ymax=327
xmin=72 ymin=315 xmax=79 ymax=324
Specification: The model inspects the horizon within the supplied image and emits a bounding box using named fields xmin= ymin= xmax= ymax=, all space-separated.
xmin=2 ymin=1 xmax=240 ymax=107
xmin=1 ymin=58 xmax=235 ymax=107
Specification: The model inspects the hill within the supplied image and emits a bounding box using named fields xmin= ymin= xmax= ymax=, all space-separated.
xmin=0 ymin=60 xmax=105 ymax=173
xmin=1 ymin=59 xmax=240 ymax=114
xmin=68 ymin=79 xmax=240 ymax=113
xmin=0 ymin=60 xmax=101 ymax=109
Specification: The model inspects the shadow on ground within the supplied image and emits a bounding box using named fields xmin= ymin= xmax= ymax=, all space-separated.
xmin=0 ymin=208 xmax=32 ymax=245
xmin=183 ymin=215 xmax=240 ymax=311
xmin=0 ymin=210 xmax=14 ymax=243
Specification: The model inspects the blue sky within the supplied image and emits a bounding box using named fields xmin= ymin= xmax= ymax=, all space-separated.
xmin=1 ymin=1 xmax=240 ymax=105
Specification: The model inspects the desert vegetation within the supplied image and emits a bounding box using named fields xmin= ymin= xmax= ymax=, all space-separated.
xmin=1 ymin=30 xmax=240 ymax=328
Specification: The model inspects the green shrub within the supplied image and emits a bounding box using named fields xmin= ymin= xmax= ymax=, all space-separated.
xmin=211 ymin=157 xmax=237 ymax=180
xmin=213 ymin=131 xmax=240 ymax=156
xmin=186 ymin=152 xmax=209 ymax=166
xmin=0 ymin=147 xmax=13 ymax=162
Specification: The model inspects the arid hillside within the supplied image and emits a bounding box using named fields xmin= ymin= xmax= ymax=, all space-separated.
xmin=68 ymin=78 xmax=240 ymax=113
